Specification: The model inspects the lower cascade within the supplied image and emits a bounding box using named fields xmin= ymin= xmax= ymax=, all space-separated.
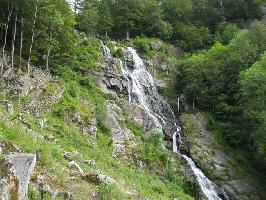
xmin=108 ymin=43 xmax=229 ymax=200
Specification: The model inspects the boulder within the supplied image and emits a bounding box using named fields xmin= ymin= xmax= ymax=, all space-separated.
xmin=7 ymin=103 xmax=14 ymax=115
xmin=39 ymin=118 xmax=47 ymax=129
xmin=0 ymin=153 xmax=36 ymax=200
xmin=68 ymin=161 xmax=84 ymax=174
xmin=83 ymin=171 xmax=116 ymax=185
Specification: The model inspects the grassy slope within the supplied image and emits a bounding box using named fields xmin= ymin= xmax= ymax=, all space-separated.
xmin=0 ymin=38 xmax=194 ymax=200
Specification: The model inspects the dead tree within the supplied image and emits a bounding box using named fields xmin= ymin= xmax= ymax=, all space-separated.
xmin=11 ymin=7 xmax=18 ymax=69
xmin=27 ymin=0 xmax=38 ymax=74
xmin=1 ymin=5 xmax=13 ymax=74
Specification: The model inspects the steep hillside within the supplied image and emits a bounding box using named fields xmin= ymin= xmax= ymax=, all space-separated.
xmin=0 ymin=38 xmax=195 ymax=200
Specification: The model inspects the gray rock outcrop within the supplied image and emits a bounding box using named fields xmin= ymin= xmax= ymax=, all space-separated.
xmin=68 ymin=161 xmax=84 ymax=174
xmin=83 ymin=171 xmax=116 ymax=185
xmin=0 ymin=153 xmax=36 ymax=200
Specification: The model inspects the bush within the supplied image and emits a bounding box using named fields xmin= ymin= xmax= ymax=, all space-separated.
xmin=114 ymin=48 xmax=125 ymax=59
xmin=133 ymin=37 xmax=152 ymax=55
xmin=215 ymin=22 xmax=238 ymax=44
xmin=66 ymin=81 xmax=80 ymax=98
xmin=173 ymin=23 xmax=213 ymax=51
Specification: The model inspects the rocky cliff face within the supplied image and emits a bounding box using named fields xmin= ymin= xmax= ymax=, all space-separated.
xmin=181 ymin=112 xmax=261 ymax=200
xmin=0 ymin=43 xmax=193 ymax=199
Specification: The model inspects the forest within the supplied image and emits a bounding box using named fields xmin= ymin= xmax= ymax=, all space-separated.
xmin=0 ymin=0 xmax=266 ymax=199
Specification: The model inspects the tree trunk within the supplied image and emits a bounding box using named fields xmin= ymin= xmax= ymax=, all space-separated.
xmin=220 ymin=0 xmax=225 ymax=21
xmin=1 ymin=6 xmax=13 ymax=74
xmin=46 ymin=48 xmax=50 ymax=72
xmin=177 ymin=98 xmax=180 ymax=112
xmin=11 ymin=7 xmax=18 ymax=69
xmin=192 ymin=89 xmax=196 ymax=110
xmin=126 ymin=30 xmax=129 ymax=40
xmin=27 ymin=2 xmax=38 ymax=74
xmin=19 ymin=18 xmax=24 ymax=72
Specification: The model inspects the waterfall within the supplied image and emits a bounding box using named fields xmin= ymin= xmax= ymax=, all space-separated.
xmin=100 ymin=41 xmax=229 ymax=200
xmin=182 ymin=155 xmax=229 ymax=200
xmin=173 ymin=132 xmax=178 ymax=153
xmin=99 ymin=40 xmax=112 ymax=61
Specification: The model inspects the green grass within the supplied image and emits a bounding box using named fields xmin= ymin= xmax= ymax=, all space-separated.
xmin=0 ymin=64 xmax=195 ymax=199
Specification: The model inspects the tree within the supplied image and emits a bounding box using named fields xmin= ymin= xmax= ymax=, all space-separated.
xmin=1 ymin=1 xmax=13 ymax=74
xmin=240 ymin=53 xmax=266 ymax=161
xmin=161 ymin=0 xmax=193 ymax=24
xmin=11 ymin=6 xmax=18 ymax=69
xmin=214 ymin=22 xmax=238 ymax=45
xmin=96 ymin=0 xmax=113 ymax=36
xmin=173 ymin=23 xmax=212 ymax=51
xmin=27 ymin=0 xmax=38 ymax=73
xmin=78 ymin=0 xmax=99 ymax=35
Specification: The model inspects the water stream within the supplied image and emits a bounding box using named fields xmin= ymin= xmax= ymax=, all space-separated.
xmin=100 ymin=41 xmax=229 ymax=200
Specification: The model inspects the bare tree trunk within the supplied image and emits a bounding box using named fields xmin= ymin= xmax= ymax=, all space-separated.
xmin=11 ymin=7 xmax=18 ymax=69
xmin=220 ymin=0 xmax=225 ymax=21
xmin=46 ymin=48 xmax=50 ymax=72
xmin=126 ymin=30 xmax=129 ymax=40
xmin=1 ymin=6 xmax=13 ymax=74
xmin=177 ymin=98 xmax=180 ymax=112
xmin=192 ymin=89 xmax=196 ymax=110
xmin=27 ymin=1 xmax=38 ymax=74
xmin=19 ymin=18 xmax=24 ymax=72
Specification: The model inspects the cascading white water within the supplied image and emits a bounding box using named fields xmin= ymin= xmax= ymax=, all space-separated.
xmin=100 ymin=41 xmax=229 ymax=200
xmin=173 ymin=132 xmax=178 ymax=153
xmin=182 ymin=155 xmax=229 ymax=200
xmin=99 ymin=40 xmax=112 ymax=61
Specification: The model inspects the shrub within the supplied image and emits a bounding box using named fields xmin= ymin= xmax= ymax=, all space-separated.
xmin=215 ymin=22 xmax=238 ymax=44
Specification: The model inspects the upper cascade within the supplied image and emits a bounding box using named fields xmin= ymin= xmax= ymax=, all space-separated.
xmin=100 ymin=41 xmax=229 ymax=200
xmin=121 ymin=47 xmax=181 ymax=132
xmin=99 ymin=40 xmax=112 ymax=62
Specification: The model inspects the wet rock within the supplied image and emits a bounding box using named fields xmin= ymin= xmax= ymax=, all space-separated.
xmin=68 ymin=161 xmax=84 ymax=174
xmin=83 ymin=171 xmax=116 ymax=185
xmin=181 ymin=112 xmax=259 ymax=199
xmin=0 ymin=153 xmax=36 ymax=200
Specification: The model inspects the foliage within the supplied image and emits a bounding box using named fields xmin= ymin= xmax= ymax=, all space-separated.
xmin=173 ymin=23 xmax=213 ymax=51
xmin=214 ymin=22 xmax=238 ymax=44
xmin=177 ymin=21 xmax=266 ymax=167
xmin=240 ymin=53 xmax=266 ymax=163
xmin=74 ymin=0 xmax=264 ymax=51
